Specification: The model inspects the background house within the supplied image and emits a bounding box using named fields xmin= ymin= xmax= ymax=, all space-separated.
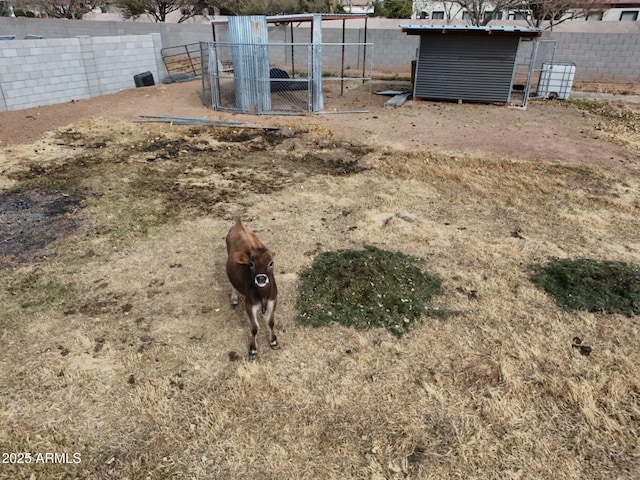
xmin=341 ymin=0 xmax=375 ymax=14
xmin=587 ymin=0 xmax=640 ymax=21
xmin=409 ymin=0 xmax=640 ymax=22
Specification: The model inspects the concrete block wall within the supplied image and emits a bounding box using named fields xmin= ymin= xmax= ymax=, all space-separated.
xmin=278 ymin=27 xmax=640 ymax=81
xmin=270 ymin=25 xmax=419 ymax=74
xmin=358 ymin=28 xmax=419 ymax=73
xmin=0 ymin=38 xmax=87 ymax=111
xmin=317 ymin=27 xmax=418 ymax=74
xmin=88 ymin=34 xmax=163 ymax=95
xmin=2 ymin=17 xmax=638 ymax=83
xmin=0 ymin=17 xmax=208 ymax=53
xmin=545 ymin=31 xmax=640 ymax=82
xmin=0 ymin=33 xmax=162 ymax=111
xmin=0 ymin=17 xmax=161 ymax=41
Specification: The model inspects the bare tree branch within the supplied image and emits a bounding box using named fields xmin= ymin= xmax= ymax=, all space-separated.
xmin=116 ymin=0 xmax=214 ymax=22
xmin=451 ymin=0 xmax=602 ymax=28
xmin=13 ymin=0 xmax=102 ymax=18
xmin=212 ymin=0 xmax=332 ymax=16
xmin=522 ymin=0 xmax=602 ymax=28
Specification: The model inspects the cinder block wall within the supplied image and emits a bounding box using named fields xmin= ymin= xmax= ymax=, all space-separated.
xmin=318 ymin=27 xmax=419 ymax=74
xmin=0 ymin=38 xmax=89 ymax=111
xmin=0 ymin=33 xmax=163 ymax=111
xmin=2 ymin=18 xmax=640 ymax=80
xmin=87 ymin=34 xmax=163 ymax=95
xmin=544 ymin=31 xmax=640 ymax=82
xmin=0 ymin=17 xmax=207 ymax=52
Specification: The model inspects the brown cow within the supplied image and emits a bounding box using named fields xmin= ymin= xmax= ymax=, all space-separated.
xmin=225 ymin=217 xmax=279 ymax=360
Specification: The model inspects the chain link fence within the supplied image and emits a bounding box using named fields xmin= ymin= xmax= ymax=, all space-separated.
xmin=201 ymin=41 xmax=373 ymax=115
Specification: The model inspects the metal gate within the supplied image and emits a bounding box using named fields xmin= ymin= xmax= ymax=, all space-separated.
xmin=161 ymin=43 xmax=202 ymax=81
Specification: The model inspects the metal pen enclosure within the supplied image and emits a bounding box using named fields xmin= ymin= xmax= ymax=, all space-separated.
xmin=201 ymin=40 xmax=373 ymax=115
xmin=202 ymin=14 xmax=373 ymax=115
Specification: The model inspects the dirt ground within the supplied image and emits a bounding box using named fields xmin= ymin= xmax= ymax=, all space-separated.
xmin=1 ymin=80 xmax=640 ymax=479
xmin=1 ymin=80 xmax=639 ymax=172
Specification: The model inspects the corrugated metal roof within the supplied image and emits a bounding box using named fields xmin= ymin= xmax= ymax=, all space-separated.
xmin=400 ymin=25 xmax=541 ymax=37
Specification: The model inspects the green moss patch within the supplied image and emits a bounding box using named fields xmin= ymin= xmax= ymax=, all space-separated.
xmin=0 ymin=269 xmax=75 ymax=327
xmin=296 ymin=246 xmax=442 ymax=336
xmin=529 ymin=258 xmax=640 ymax=316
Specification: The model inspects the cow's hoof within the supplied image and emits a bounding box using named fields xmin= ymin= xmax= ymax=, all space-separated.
xmin=248 ymin=351 xmax=257 ymax=361
xmin=231 ymin=303 xmax=238 ymax=310
xmin=270 ymin=342 xmax=280 ymax=350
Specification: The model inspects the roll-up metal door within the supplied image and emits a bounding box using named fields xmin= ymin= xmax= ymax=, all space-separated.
xmin=414 ymin=35 xmax=520 ymax=103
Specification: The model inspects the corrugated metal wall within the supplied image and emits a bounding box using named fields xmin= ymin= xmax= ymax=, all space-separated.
xmin=228 ymin=16 xmax=270 ymax=111
xmin=414 ymin=35 xmax=520 ymax=103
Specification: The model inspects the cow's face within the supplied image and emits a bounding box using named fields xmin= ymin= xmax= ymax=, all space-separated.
xmin=234 ymin=248 xmax=275 ymax=288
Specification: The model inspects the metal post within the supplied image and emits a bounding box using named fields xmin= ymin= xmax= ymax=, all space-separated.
xmin=291 ymin=22 xmax=295 ymax=79
xmin=341 ymin=18 xmax=346 ymax=96
xmin=362 ymin=16 xmax=368 ymax=84
xmin=311 ymin=14 xmax=324 ymax=112
xmin=186 ymin=46 xmax=197 ymax=76
xmin=522 ymin=38 xmax=540 ymax=108
xmin=209 ymin=23 xmax=221 ymax=110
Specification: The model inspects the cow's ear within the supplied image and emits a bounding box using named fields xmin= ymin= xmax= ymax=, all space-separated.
xmin=233 ymin=252 xmax=250 ymax=264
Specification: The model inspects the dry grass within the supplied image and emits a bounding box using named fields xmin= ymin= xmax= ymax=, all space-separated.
xmin=1 ymin=101 xmax=640 ymax=480
xmin=569 ymin=98 xmax=640 ymax=154
xmin=572 ymin=81 xmax=640 ymax=97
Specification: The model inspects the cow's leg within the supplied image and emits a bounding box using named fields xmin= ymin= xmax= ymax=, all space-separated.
xmin=247 ymin=303 xmax=261 ymax=360
xmin=263 ymin=299 xmax=279 ymax=350
xmin=230 ymin=285 xmax=239 ymax=309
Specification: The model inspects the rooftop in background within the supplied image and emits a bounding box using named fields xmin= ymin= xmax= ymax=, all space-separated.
xmin=400 ymin=24 xmax=542 ymax=37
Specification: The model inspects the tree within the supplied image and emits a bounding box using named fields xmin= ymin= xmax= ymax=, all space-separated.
xmin=116 ymin=0 xmax=204 ymax=22
xmin=372 ymin=0 xmax=412 ymax=18
xmin=114 ymin=0 xmax=335 ymax=21
xmin=451 ymin=0 xmax=516 ymax=25
xmin=11 ymin=0 xmax=103 ymax=18
xmin=212 ymin=0 xmax=333 ymax=15
xmin=452 ymin=0 xmax=600 ymax=28
xmin=524 ymin=0 xmax=600 ymax=28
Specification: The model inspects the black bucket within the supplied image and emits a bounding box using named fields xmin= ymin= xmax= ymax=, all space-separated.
xmin=134 ymin=71 xmax=155 ymax=88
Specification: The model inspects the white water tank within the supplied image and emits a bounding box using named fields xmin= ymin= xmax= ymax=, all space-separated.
xmin=537 ymin=63 xmax=576 ymax=100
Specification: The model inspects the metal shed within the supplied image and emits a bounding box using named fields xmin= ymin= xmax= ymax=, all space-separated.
xmin=401 ymin=25 xmax=541 ymax=106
